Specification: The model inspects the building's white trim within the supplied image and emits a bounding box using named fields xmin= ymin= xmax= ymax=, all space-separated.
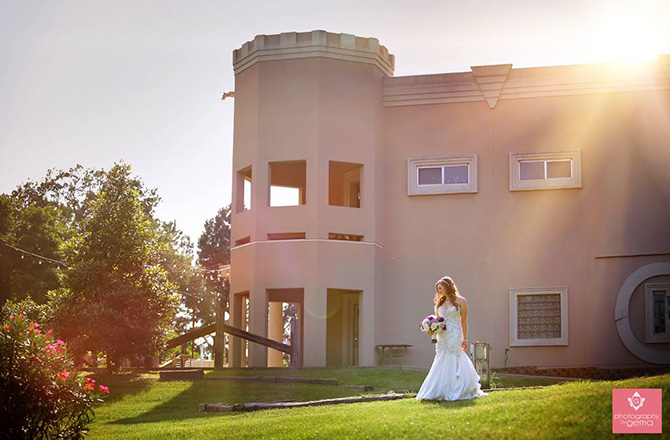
xmin=509 ymin=151 xmax=581 ymax=191
xmin=383 ymin=57 xmax=670 ymax=108
xmin=644 ymin=283 xmax=670 ymax=344
xmin=615 ymin=262 xmax=670 ymax=365
xmin=509 ymin=287 xmax=569 ymax=347
xmin=230 ymin=238 xmax=384 ymax=252
xmin=407 ymin=155 xmax=478 ymax=196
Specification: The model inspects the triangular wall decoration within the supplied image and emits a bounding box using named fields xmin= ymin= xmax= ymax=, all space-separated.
xmin=470 ymin=64 xmax=512 ymax=109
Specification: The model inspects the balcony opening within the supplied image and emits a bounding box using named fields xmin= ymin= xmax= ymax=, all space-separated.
xmin=328 ymin=233 xmax=364 ymax=242
xmin=329 ymin=161 xmax=362 ymax=208
xmin=236 ymin=167 xmax=252 ymax=213
xmin=269 ymin=161 xmax=306 ymax=207
xmin=267 ymin=232 xmax=306 ymax=240
xmin=234 ymin=236 xmax=251 ymax=246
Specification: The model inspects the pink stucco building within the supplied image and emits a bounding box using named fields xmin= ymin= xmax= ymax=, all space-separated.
xmin=228 ymin=31 xmax=670 ymax=369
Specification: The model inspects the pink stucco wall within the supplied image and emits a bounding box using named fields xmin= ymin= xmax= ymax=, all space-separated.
xmin=230 ymin=31 xmax=670 ymax=368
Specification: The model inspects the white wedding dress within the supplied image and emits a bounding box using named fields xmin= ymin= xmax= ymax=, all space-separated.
xmin=416 ymin=304 xmax=488 ymax=401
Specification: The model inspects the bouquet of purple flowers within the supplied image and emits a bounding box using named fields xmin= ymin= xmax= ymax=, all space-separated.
xmin=419 ymin=315 xmax=446 ymax=343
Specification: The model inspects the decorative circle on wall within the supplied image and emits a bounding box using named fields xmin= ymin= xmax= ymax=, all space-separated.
xmin=615 ymin=262 xmax=670 ymax=364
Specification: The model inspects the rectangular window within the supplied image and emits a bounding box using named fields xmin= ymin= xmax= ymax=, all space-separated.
xmin=417 ymin=165 xmax=469 ymax=186
xmin=267 ymin=232 xmax=306 ymax=240
xmin=269 ymin=161 xmax=306 ymax=207
xmin=519 ymin=160 xmax=572 ymax=181
xmin=510 ymin=287 xmax=568 ymax=346
xmin=418 ymin=167 xmax=442 ymax=185
xmin=408 ymin=155 xmax=478 ymax=195
xmin=510 ymin=151 xmax=581 ymax=191
xmin=236 ymin=167 xmax=252 ymax=213
xmin=645 ymin=284 xmax=670 ymax=343
xmin=234 ymin=236 xmax=251 ymax=246
xmin=328 ymin=233 xmax=364 ymax=242
xmin=329 ymin=161 xmax=362 ymax=208
xmin=442 ymin=165 xmax=469 ymax=184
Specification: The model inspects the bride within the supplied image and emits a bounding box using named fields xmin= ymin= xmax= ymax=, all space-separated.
xmin=416 ymin=276 xmax=487 ymax=401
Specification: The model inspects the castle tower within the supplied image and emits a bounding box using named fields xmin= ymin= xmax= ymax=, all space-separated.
xmin=229 ymin=31 xmax=394 ymax=367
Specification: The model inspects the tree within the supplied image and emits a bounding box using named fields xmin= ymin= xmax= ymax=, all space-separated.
xmin=156 ymin=221 xmax=207 ymax=335
xmin=0 ymin=195 xmax=66 ymax=305
xmin=196 ymin=206 xmax=230 ymax=313
xmin=196 ymin=205 xmax=231 ymax=323
xmin=197 ymin=206 xmax=231 ymax=367
xmin=1 ymin=165 xmax=161 ymax=306
xmin=198 ymin=206 xmax=231 ymax=269
xmin=51 ymin=163 xmax=178 ymax=372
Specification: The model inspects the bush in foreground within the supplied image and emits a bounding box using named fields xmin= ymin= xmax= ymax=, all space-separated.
xmin=0 ymin=313 xmax=108 ymax=440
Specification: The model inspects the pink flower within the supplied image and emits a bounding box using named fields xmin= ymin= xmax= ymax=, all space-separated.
xmin=33 ymin=323 xmax=39 ymax=328
xmin=56 ymin=339 xmax=65 ymax=346
xmin=34 ymin=329 xmax=41 ymax=335
xmin=8 ymin=315 xmax=13 ymax=320
xmin=98 ymin=385 xmax=109 ymax=394
xmin=47 ymin=329 xmax=53 ymax=335
xmin=58 ymin=370 xmax=69 ymax=380
xmin=82 ymin=379 xmax=96 ymax=391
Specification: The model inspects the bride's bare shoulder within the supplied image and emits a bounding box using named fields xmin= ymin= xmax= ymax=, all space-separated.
xmin=455 ymin=295 xmax=467 ymax=306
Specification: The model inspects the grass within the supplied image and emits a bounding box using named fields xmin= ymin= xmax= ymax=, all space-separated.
xmin=87 ymin=369 xmax=670 ymax=440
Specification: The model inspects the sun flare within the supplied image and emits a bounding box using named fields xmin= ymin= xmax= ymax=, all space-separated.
xmin=583 ymin=2 xmax=669 ymax=63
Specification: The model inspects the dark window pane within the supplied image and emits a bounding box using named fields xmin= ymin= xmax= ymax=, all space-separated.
xmin=443 ymin=165 xmax=469 ymax=184
xmin=519 ymin=161 xmax=545 ymax=180
xmin=418 ymin=167 xmax=442 ymax=185
xmin=653 ymin=292 xmax=666 ymax=334
xmin=547 ymin=160 xmax=572 ymax=179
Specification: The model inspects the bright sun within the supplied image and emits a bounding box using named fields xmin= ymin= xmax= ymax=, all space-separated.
xmin=584 ymin=2 xmax=669 ymax=63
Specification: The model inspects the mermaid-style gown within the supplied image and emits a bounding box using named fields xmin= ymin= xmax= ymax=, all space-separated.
xmin=416 ymin=304 xmax=488 ymax=401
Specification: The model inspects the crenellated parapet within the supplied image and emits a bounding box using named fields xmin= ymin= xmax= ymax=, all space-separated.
xmin=233 ymin=30 xmax=395 ymax=77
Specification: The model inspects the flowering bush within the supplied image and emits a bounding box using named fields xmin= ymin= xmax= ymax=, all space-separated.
xmin=0 ymin=313 xmax=108 ymax=440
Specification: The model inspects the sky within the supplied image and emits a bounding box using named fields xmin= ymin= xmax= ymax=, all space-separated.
xmin=1 ymin=0 xmax=669 ymax=246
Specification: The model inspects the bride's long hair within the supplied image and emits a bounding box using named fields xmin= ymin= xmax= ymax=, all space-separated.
xmin=434 ymin=276 xmax=459 ymax=314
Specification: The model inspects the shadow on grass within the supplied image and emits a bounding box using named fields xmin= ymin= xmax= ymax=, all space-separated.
xmin=109 ymin=379 xmax=362 ymax=425
xmin=417 ymin=398 xmax=477 ymax=410
xmin=89 ymin=371 xmax=154 ymax=404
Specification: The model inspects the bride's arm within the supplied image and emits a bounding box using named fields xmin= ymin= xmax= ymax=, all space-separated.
xmin=460 ymin=298 xmax=469 ymax=350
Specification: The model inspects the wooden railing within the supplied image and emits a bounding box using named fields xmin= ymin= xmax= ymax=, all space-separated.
xmin=165 ymin=322 xmax=301 ymax=369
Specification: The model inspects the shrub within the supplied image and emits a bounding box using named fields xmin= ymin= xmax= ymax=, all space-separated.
xmin=0 ymin=313 xmax=108 ymax=440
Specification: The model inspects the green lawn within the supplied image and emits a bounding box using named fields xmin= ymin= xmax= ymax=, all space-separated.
xmin=87 ymin=369 xmax=669 ymax=440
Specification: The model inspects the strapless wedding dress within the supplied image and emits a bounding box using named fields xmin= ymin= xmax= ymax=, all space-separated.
xmin=416 ymin=304 xmax=488 ymax=401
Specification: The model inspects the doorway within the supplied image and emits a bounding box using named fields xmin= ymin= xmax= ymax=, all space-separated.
xmin=326 ymin=289 xmax=361 ymax=367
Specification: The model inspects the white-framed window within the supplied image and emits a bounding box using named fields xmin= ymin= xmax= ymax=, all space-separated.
xmin=645 ymin=283 xmax=670 ymax=343
xmin=509 ymin=151 xmax=581 ymax=191
xmin=510 ymin=287 xmax=568 ymax=346
xmin=407 ymin=155 xmax=478 ymax=196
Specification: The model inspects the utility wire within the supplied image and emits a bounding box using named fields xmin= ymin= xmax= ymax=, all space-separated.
xmin=0 ymin=238 xmax=68 ymax=267
xmin=0 ymin=238 xmax=227 ymax=279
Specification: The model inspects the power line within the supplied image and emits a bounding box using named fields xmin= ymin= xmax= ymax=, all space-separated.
xmin=0 ymin=238 xmax=67 ymax=267
xmin=0 ymin=237 xmax=228 ymax=279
